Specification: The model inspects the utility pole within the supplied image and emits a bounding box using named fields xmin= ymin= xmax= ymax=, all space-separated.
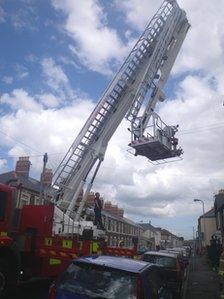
xmin=40 ymin=153 xmax=48 ymax=205
xmin=192 ymin=226 xmax=196 ymax=271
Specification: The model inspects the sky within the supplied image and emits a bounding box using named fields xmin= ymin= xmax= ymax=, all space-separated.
xmin=0 ymin=0 xmax=224 ymax=239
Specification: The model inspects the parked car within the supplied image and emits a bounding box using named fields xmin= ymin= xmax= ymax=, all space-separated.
xmin=164 ymin=248 xmax=189 ymax=268
xmin=48 ymin=255 xmax=173 ymax=299
xmin=142 ymin=251 xmax=184 ymax=299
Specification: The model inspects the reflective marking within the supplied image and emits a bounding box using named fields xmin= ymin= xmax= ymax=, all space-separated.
xmin=92 ymin=242 xmax=99 ymax=253
xmin=0 ymin=232 xmax=7 ymax=236
xmin=45 ymin=238 xmax=53 ymax=246
xmin=49 ymin=258 xmax=61 ymax=265
xmin=62 ymin=240 xmax=72 ymax=249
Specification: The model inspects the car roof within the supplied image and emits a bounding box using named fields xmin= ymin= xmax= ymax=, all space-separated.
xmin=73 ymin=255 xmax=155 ymax=273
xmin=143 ymin=251 xmax=177 ymax=258
xmin=170 ymin=247 xmax=185 ymax=252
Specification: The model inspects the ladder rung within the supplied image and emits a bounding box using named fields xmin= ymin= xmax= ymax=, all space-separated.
xmin=130 ymin=60 xmax=138 ymax=68
xmin=97 ymin=111 xmax=107 ymax=117
xmin=83 ymin=135 xmax=92 ymax=141
xmin=61 ymin=170 xmax=70 ymax=174
xmin=93 ymin=117 xmax=102 ymax=124
xmin=116 ymin=83 xmax=124 ymax=89
xmin=87 ymin=125 xmax=99 ymax=135
xmin=89 ymin=124 xmax=99 ymax=130
xmin=124 ymin=71 xmax=133 ymax=79
xmin=105 ymin=100 xmax=116 ymax=109
xmin=108 ymin=94 xmax=117 ymax=102
xmin=112 ymin=89 xmax=121 ymax=96
xmin=101 ymin=105 xmax=113 ymax=113
xmin=80 ymin=141 xmax=88 ymax=147
xmin=72 ymin=153 xmax=82 ymax=158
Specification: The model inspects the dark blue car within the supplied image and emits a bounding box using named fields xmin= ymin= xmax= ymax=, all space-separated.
xmin=48 ymin=255 xmax=172 ymax=299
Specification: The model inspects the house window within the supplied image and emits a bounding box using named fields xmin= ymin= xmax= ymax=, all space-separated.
xmin=19 ymin=191 xmax=30 ymax=208
xmin=108 ymin=219 xmax=111 ymax=231
xmin=30 ymin=194 xmax=35 ymax=205
xmin=116 ymin=222 xmax=119 ymax=233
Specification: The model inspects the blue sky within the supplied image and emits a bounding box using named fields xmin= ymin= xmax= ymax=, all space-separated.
xmin=0 ymin=0 xmax=224 ymax=239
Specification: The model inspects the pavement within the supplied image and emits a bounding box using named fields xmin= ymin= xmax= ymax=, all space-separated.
xmin=184 ymin=254 xmax=220 ymax=299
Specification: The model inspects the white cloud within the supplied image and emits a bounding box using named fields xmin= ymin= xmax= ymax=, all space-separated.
xmin=116 ymin=0 xmax=162 ymax=31
xmin=0 ymin=6 xmax=6 ymax=24
xmin=39 ymin=93 xmax=61 ymax=108
xmin=18 ymin=72 xmax=29 ymax=79
xmin=2 ymin=76 xmax=13 ymax=84
xmin=52 ymin=0 xmax=129 ymax=75
xmin=41 ymin=57 xmax=68 ymax=90
xmin=0 ymin=90 xmax=94 ymax=174
xmin=0 ymin=89 xmax=42 ymax=112
xmin=41 ymin=57 xmax=77 ymax=101
xmin=10 ymin=6 xmax=38 ymax=31
xmin=173 ymin=0 xmax=224 ymax=76
xmin=15 ymin=64 xmax=29 ymax=81
xmin=0 ymin=159 xmax=7 ymax=173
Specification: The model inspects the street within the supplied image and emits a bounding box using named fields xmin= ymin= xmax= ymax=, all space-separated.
xmin=6 ymin=279 xmax=51 ymax=299
xmin=184 ymin=254 xmax=220 ymax=299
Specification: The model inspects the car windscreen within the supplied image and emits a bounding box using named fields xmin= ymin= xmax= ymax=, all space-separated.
xmin=58 ymin=262 xmax=137 ymax=299
xmin=143 ymin=255 xmax=176 ymax=268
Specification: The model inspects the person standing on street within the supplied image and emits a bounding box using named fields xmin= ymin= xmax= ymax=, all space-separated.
xmin=208 ymin=238 xmax=220 ymax=271
xmin=94 ymin=192 xmax=105 ymax=230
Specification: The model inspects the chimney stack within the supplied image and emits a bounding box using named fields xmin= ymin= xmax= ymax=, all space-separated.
xmin=40 ymin=168 xmax=53 ymax=186
xmin=103 ymin=201 xmax=124 ymax=217
xmin=15 ymin=156 xmax=31 ymax=178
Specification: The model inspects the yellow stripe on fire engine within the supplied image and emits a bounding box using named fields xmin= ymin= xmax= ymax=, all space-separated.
xmin=45 ymin=238 xmax=53 ymax=246
xmin=92 ymin=242 xmax=99 ymax=253
xmin=49 ymin=258 xmax=61 ymax=266
xmin=0 ymin=232 xmax=7 ymax=236
xmin=62 ymin=240 xmax=72 ymax=249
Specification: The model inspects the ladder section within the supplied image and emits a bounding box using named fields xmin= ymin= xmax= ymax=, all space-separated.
xmin=52 ymin=0 xmax=185 ymax=197
xmin=126 ymin=1 xmax=183 ymax=123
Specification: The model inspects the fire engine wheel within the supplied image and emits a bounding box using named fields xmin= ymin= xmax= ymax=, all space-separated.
xmin=0 ymin=259 xmax=9 ymax=297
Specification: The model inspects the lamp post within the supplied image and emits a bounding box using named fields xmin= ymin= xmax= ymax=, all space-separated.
xmin=194 ymin=199 xmax=206 ymax=247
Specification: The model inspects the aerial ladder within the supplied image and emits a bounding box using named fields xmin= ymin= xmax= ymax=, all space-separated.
xmin=50 ymin=0 xmax=190 ymax=237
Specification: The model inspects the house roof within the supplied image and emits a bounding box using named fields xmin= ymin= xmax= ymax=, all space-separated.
xmin=200 ymin=208 xmax=215 ymax=218
xmin=137 ymin=223 xmax=157 ymax=232
xmin=0 ymin=171 xmax=41 ymax=193
xmin=100 ymin=210 xmax=142 ymax=228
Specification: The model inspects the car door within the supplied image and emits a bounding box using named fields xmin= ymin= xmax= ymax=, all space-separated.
xmin=142 ymin=267 xmax=163 ymax=299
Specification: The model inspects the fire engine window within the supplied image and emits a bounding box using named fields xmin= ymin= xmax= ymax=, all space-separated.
xmin=0 ymin=191 xmax=7 ymax=221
